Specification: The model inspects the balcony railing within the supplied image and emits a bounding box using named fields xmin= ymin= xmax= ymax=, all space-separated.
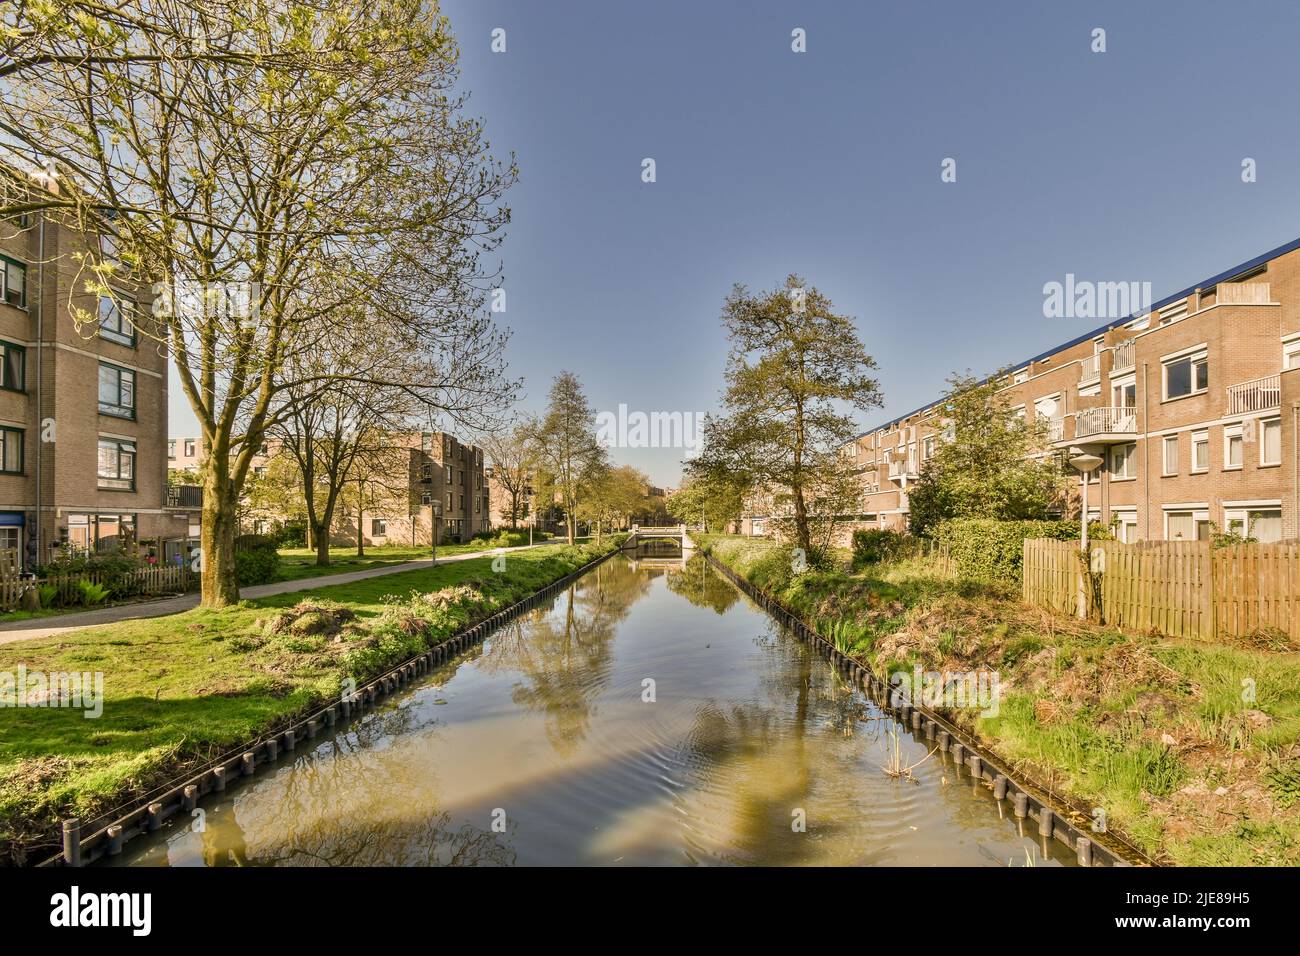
xmin=1218 ymin=282 xmax=1270 ymax=305
xmin=166 ymin=484 xmax=203 ymax=508
xmin=1079 ymin=354 xmax=1100 ymax=382
xmin=1112 ymin=340 xmax=1135 ymax=372
xmin=1226 ymin=374 xmax=1281 ymax=416
xmin=1046 ymin=417 xmax=1064 ymax=442
xmin=1074 ymin=406 xmax=1138 ymax=439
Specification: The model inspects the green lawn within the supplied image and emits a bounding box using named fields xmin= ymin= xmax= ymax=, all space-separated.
xmin=276 ymin=540 xmax=513 ymax=581
xmin=700 ymin=534 xmax=1300 ymax=866
xmin=0 ymin=538 xmax=619 ymax=865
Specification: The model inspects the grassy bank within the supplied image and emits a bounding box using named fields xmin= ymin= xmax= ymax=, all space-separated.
xmin=701 ymin=534 xmax=1300 ymax=865
xmin=274 ymin=534 xmax=550 ymax=582
xmin=0 ymin=538 xmax=620 ymax=865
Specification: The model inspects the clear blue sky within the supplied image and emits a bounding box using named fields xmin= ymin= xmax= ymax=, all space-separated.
xmin=171 ymin=0 xmax=1300 ymax=487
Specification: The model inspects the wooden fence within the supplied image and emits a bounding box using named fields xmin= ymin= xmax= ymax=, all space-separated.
xmin=0 ymin=558 xmax=198 ymax=612
xmin=1022 ymin=538 xmax=1300 ymax=640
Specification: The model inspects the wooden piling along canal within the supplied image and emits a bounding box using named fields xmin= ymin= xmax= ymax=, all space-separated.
xmin=44 ymin=548 xmax=621 ymax=868
xmin=705 ymin=554 xmax=1156 ymax=868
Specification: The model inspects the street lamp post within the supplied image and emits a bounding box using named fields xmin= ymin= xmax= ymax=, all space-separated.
xmin=419 ymin=472 xmax=442 ymax=564
xmin=1068 ymin=447 xmax=1105 ymax=619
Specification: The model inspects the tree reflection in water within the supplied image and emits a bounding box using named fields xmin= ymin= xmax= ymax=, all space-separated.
xmin=480 ymin=559 xmax=649 ymax=755
xmin=663 ymin=555 xmax=741 ymax=614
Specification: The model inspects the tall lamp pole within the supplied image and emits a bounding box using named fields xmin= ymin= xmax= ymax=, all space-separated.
xmin=1068 ymin=447 xmax=1105 ymax=619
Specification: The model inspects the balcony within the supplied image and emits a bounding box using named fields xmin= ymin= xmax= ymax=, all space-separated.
xmin=1079 ymin=354 xmax=1100 ymax=383
xmin=887 ymin=459 xmax=917 ymax=482
xmin=1071 ymin=406 xmax=1138 ymax=444
xmin=166 ymin=484 xmax=203 ymax=509
xmin=1226 ymin=375 xmax=1280 ymax=416
xmin=1046 ymin=417 xmax=1064 ymax=442
xmin=1112 ymin=340 xmax=1135 ymax=372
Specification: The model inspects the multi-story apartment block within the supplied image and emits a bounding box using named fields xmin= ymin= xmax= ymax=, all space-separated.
xmin=241 ymin=429 xmax=491 ymax=546
xmin=167 ymin=436 xmax=204 ymax=473
xmin=743 ymin=238 xmax=1300 ymax=545
xmin=1 ymin=165 xmax=185 ymax=568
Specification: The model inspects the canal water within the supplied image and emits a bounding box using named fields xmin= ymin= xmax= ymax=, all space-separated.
xmin=115 ymin=550 xmax=1077 ymax=866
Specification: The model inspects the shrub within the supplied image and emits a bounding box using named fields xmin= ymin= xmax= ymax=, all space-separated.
xmin=37 ymin=584 xmax=57 ymax=608
xmin=935 ymin=518 xmax=1082 ymax=582
xmin=234 ymin=538 xmax=281 ymax=587
xmin=851 ymin=528 xmax=910 ymax=566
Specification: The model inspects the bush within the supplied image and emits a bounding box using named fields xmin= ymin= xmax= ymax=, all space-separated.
xmin=272 ymin=522 xmax=307 ymax=548
xmin=935 ymin=518 xmax=1082 ymax=582
xmin=234 ymin=537 xmax=281 ymax=587
xmin=850 ymin=528 xmax=910 ymax=566
xmin=77 ymin=579 xmax=110 ymax=606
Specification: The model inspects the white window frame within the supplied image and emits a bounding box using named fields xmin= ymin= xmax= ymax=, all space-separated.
xmin=1161 ymin=347 xmax=1208 ymax=401
xmin=1162 ymin=434 xmax=1179 ymax=476
xmin=1223 ymin=503 xmax=1283 ymax=543
xmin=1111 ymin=508 xmax=1138 ymax=543
xmin=1223 ymin=424 xmax=1243 ymax=471
xmin=1163 ymin=507 xmax=1209 ymax=542
xmin=1284 ymin=333 xmax=1300 ymax=371
xmin=1260 ymin=417 xmax=1281 ymax=467
xmin=1191 ymin=430 xmax=1209 ymax=473
xmin=1110 ymin=442 xmax=1137 ymax=480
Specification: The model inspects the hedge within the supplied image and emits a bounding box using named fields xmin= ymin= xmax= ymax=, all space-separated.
xmin=934 ymin=518 xmax=1081 ymax=582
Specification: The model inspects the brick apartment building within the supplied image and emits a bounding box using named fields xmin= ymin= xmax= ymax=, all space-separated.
xmin=742 ymin=237 xmax=1300 ymax=545
xmin=230 ymin=429 xmax=491 ymax=546
xmin=0 ymin=165 xmax=186 ymax=568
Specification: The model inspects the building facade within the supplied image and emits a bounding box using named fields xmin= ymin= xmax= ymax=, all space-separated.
xmin=1 ymin=166 xmax=185 ymax=568
xmin=743 ymin=238 xmax=1300 ymax=545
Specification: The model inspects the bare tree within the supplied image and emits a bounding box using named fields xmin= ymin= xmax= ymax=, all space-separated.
xmin=482 ymin=420 xmax=535 ymax=530
xmin=529 ymin=372 xmax=608 ymax=544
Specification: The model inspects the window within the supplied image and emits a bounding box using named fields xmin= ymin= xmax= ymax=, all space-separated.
xmin=0 ymin=341 xmax=24 ymax=391
xmin=97 ymin=363 xmax=135 ymax=418
xmin=444 ymin=465 xmax=451 ymax=482
xmin=1163 ymin=351 xmax=1208 ymax=400
xmin=922 ymin=436 xmax=936 ymax=460
xmin=184 ymin=440 xmax=195 ymax=457
xmin=0 ymin=427 xmax=22 ymax=473
xmin=98 ymin=294 xmax=137 ymax=346
xmin=1162 ymin=435 xmax=1179 ymax=475
xmin=445 ymin=492 xmax=451 ymax=510
xmin=1165 ymin=510 xmax=1210 ymax=541
xmin=1223 ymin=425 xmax=1243 ymax=470
xmin=168 ymin=440 xmax=176 ymax=460
xmin=1112 ymin=378 xmax=1135 ymax=409
xmin=371 ymin=518 xmax=387 ymax=536
xmin=1110 ymin=442 xmax=1137 ymax=479
xmin=97 ymin=438 xmax=136 ymax=491
xmin=0 ymin=257 xmax=25 ymax=308
xmin=1286 ymin=337 xmax=1300 ymax=371
xmin=0 ymin=526 xmax=18 ymax=554
xmin=1192 ymin=431 xmax=1209 ymax=472
xmin=1224 ymin=507 xmax=1283 ymax=543
xmin=1112 ymin=510 xmax=1139 ymax=543
xmin=1261 ymin=418 xmax=1281 ymax=466
xmin=66 ymin=513 xmax=136 ymax=554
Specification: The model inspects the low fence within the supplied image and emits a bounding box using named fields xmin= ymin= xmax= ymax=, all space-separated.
xmin=1023 ymin=538 xmax=1300 ymax=640
xmin=0 ymin=562 xmax=198 ymax=612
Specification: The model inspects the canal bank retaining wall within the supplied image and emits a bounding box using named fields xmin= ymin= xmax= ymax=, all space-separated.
xmin=706 ymin=554 xmax=1155 ymax=868
xmin=43 ymin=548 xmax=620 ymax=868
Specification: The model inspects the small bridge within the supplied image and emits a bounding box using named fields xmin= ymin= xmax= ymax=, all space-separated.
xmin=623 ymin=524 xmax=696 ymax=552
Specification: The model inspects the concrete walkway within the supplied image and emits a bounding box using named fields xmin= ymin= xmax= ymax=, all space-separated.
xmin=0 ymin=544 xmax=547 ymax=645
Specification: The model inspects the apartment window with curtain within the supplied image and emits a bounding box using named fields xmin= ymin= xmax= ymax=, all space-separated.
xmin=0 ymin=426 xmax=22 ymax=473
xmin=1191 ymin=431 xmax=1209 ymax=473
xmin=98 ymin=363 xmax=136 ymax=418
xmin=1165 ymin=510 xmax=1209 ymax=541
xmin=0 ymin=256 xmax=26 ymax=308
xmin=1260 ymin=418 xmax=1281 ymax=466
xmin=0 ymin=340 xmax=24 ymax=391
xmin=1110 ymin=442 xmax=1137 ymax=479
xmin=1225 ymin=507 xmax=1282 ymax=543
xmin=1223 ymin=425 xmax=1243 ymax=470
xmin=98 ymin=293 xmax=137 ymax=346
xmin=1162 ymin=435 xmax=1179 ymax=475
xmin=97 ymin=438 xmax=136 ymax=490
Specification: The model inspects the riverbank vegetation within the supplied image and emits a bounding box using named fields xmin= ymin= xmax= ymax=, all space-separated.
xmin=701 ymin=534 xmax=1300 ymax=865
xmin=0 ymin=539 xmax=621 ymax=865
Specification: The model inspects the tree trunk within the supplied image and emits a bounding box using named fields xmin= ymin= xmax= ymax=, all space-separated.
xmin=200 ymin=476 xmax=241 ymax=607
xmin=356 ymin=485 xmax=365 ymax=558
xmin=313 ymin=520 xmax=331 ymax=566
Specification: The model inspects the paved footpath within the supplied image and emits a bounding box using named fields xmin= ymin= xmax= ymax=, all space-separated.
xmin=0 ymin=543 xmax=551 ymax=646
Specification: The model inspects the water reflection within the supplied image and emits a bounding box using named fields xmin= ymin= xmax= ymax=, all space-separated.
xmin=116 ymin=555 xmax=1076 ymax=867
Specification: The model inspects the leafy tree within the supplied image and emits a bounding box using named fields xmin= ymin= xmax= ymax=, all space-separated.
xmin=529 ymin=372 xmax=608 ymax=544
xmin=666 ymin=474 xmax=747 ymax=532
xmin=0 ymin=1 xmax=516 ymax=604
xmin=907 ymin=372 xmax=1068 ymax=536
xmin=578 ymin=464 xmax=650 ymax=540
xmin=688 ymin=276 xmax=882 ymax=555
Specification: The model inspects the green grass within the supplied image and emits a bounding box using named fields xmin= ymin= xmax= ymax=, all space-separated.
xmin=0 ymin=538 xmax=619 ymax=864
xmin=276 ymin=540 xmax=501 ymax=581
xmin=700 ymin=533 xmax=1300 ymax=866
